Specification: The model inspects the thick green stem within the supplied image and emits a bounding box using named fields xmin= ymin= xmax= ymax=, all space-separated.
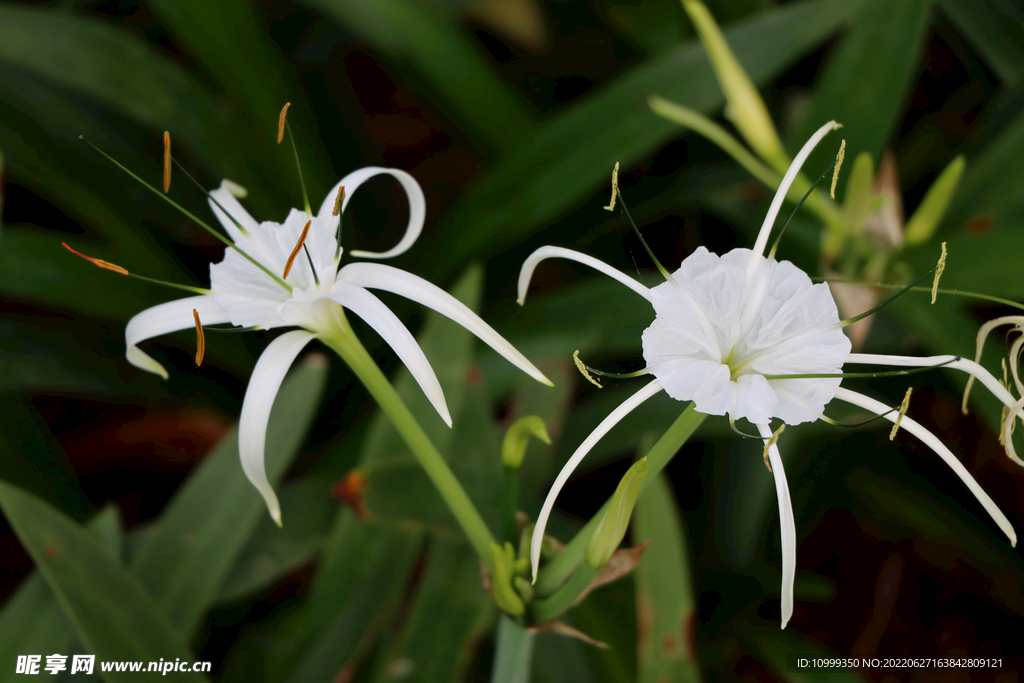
xmin=531 ymin=561 xmax=597 ymax=622
xmin=491 ymin=616 xmax=535 ymax=683
xmin=501 ymin=466 xmax=520 ymax=544
xmin=321 ymin=317 xmax=497 ymax=570
xmin=534 ymin=405 xmax=706 ymax=596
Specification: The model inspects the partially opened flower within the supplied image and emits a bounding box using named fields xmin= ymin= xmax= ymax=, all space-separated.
xmin=72 ymin=131 xmax=549 ymax=528
xmin=519 ymin=121 xmax=1020 ymax=628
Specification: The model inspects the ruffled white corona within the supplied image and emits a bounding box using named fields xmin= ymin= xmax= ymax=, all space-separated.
xmin=519 ymin=122 xmax=1019 ymax=629
xmin=642 ymin=246 xmax=850 ymax=425
xmin=126 ymin=167 xmax=550 ymax=524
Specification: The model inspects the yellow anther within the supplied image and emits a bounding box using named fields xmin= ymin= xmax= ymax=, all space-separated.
xmin=163 ymin=131 xmax=171 ymax=193
xmin=830 ymin=139 xmax=846 ymax=199
xmin=333 ymin=185 xmax=346 ymax=217
xmin=572 ymin=350 xmax=603 ymax=388
xmin=277 ymin=102 xmax=291 ymax=144
xmin=890 ymin=387 xmax=913 ymax=440
xmin=603 ymin=162 xmax=620 ymax=212
xmin=283 ymin=220 xmax=311 ymax=279
xmin=193 ymin=308 xmax=205 ymax=367
xmin=762 ymin=423 xmax=785 ymax=471
xmin=62 ymin=242 xmax=129 ymax=276
xmin=931 ymin=242 xmax=947 ymax=304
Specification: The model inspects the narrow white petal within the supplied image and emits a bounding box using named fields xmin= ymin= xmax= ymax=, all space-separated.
xmin=317 ymin=167 xmax=425 ymax=260
xmin=329 ymin=281 xmax=451 ymax=426
xmin=337 ymin=262 xmax=552 ymax=386
xmin=208 ymin=180 xmax=260 ymax=243
xmin=846 ymin=353 xmax=1024 ymax=460
xmin=751 ymin=121 xmax=840 ymax=260
xmin=530 ymin=379 xmax=663 ymax=581
xmin=756 ymin=423 xmax=796 ymax=629
xmin=517 ymin=246 xmax=652 ymax=305
xmin=834 ymin=387 xmax=1017 ymax=546
xmin=239 ymin=330 xmax=316 ymax=525
xmin=1004 ymin=396 xmax=1024 ymax=467
xmin=125 ymin=295 xmax=230 ymax=379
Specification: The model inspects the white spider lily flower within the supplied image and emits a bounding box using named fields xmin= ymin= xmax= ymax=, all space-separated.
xmin=126 ymin=167 xmax=550 ymax=524
xmin=520 ymin=122 xmax=1018 ymax=629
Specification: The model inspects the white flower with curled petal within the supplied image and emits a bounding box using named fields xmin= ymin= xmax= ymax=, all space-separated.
xmin=519 ymin=121 xmax=1020 ymax=629
xmin=126 ymin=166 xmax=550 ymax=525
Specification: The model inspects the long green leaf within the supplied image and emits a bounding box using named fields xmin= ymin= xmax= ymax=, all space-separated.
xmin=373 ymin=540 xmax=495 ymax=683
xmin=0 ymin=482 xmax=207 ymax=682
xmin=130 ymin=354 xmax=329 ymax=638
xmin=423 ymin=0 xmax=860 ymax=276
xmin=935 ymin=0 xmax=1024 ymax=86
xmin=0 ymin=5 xmax=225 ymax=157
xmin=633 ymin=474 xmax=701 ymax=683
xmin=0 ymin=506 xmax=121 ymax=683
xmin=0 ymin=395 xmax=89 ymax=518
xmin=214 ymin=479 xmax=334 ymax=604
xmin=792 ymin=0 xmax=931 ymax=167
xmin=305 ymin=0 xmax=532 ymax=152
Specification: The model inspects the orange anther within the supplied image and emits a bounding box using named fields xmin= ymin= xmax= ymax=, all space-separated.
xmin=333 ymin=185 xmax=346 ymax=216
xmin=163 ymin=131 xmax=171 ymax=193
xmin=283 ymin=220 xmax=312 ymax=279
xmin=277 ymin=102 xmax=291 ymax=144
xmin=193 ymin=308 xmax=205 ymax=367
xmin=62 ymin=242 xmax=129 ymax=276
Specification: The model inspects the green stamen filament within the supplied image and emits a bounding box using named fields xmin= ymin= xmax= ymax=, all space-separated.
xmin=80 ymin=136 xmax=291 ymax=293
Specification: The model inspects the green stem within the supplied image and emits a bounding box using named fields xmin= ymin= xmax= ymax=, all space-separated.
xmin=534 ymin=405 xmax=706 ymax=596
xmin=501 ymin=466 xmax=520 ymax=545
xmin=531 ymin=561 xmax=597 ymax=622
xmin=321 ymin=316 xmax=497 ymax=571
xmin=491 ymin=615 xmax=534 ymax=683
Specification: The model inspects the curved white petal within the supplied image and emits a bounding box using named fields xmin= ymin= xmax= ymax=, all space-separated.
xmin=963 ymin=316 xmax=1024 ymax=411
xmin=239 ymin=330 xmax=316 ymax=525
xmin=834 ymin=387 xmax=1017 ymax=546
xmin=517 ymin=246 xmax=652 ymax=306
xmin=530 ymin=379 xmax=663 ymax=581
xmin=329 ymin=281 xmax=451 ymax=426
xmin=125 ymin=295 xmax=231 ymax=379
xmin=208 ymin=180 xmax=260 ymax=243
xmin=846 ymin=354 xmax=1024 ymax=465
xmin=337 ymin=262 xmax=552 ymax=386
xmin=1004 ymin=395 xmax=1024 ymax=467
xmin=756 ymin=423 xmax=796 ymax=629
xmin=318 ymin=167 xmax=425 ymax=260
xmin=751 ymin=120 xmax=840 ymax=260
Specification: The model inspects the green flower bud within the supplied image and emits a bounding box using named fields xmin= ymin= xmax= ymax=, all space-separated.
xmin=585 ymin=458 xmax=648 ymax=568
xmin=681 ymin=0 xmax=787 ymax=171
xmin=502 ymin=416 xmax=551 ymax=468
xmin=903 ymin=156 xmax=965 ymax=246
xmin=491 ymin=542 xmax=526 ymax=615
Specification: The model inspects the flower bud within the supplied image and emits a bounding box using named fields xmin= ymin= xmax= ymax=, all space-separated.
xmin=502 ymin=416 xmax=550 ymax=469
xmin=902 ymin=156 xmax=965 ymax=246
xmin=681 ymin=0 xmax=787 ymax=171
xmin=491 ymin=542 xmax=525 ymax=615
xmin=586 ymin=457 xmax=648 ymax=568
